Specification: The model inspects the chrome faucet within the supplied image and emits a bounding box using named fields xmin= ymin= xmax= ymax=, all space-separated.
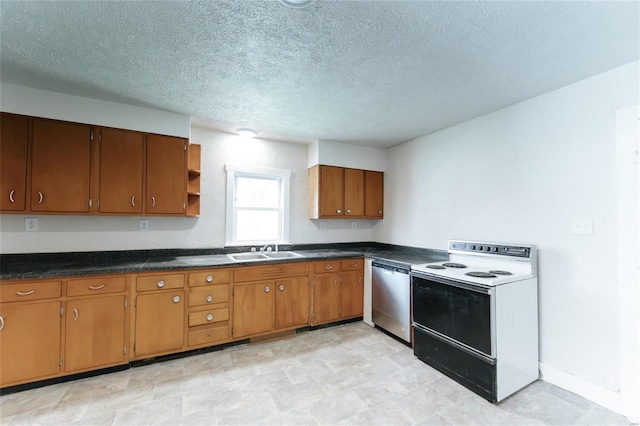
xmin=260 ymin=243 xmax=278 ymax=253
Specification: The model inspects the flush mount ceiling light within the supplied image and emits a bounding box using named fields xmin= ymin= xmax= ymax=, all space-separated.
xmin=237 ymin=128 xmax=257 ymax=138
xmin=279 ymin=0 xmax=316 ymax=9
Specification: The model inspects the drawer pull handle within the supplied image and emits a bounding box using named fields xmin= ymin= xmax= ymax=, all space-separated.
xmin=16 ymin=290 xmax=35 ymax=296
xmin=157 ymin=280 xmax=165 ymax=288
xmin=151 ymin=196 xmax=156 ymax=207
xmin=206 ymin=314 xmax=213 ymax=322
xmin=206 ymin=295 xmax=213 ymax=303
xmin=131 ymin=196 xmax=136 ymax=207
xmin=264 ymin=286 xmax=271 ymax=293
xmin=334 ymin=280 xmax=338 ymax=288
xmin=38 ymin=192 xmax=43 ymax=204
xmin=88 ymin=285 xmax=105 ymax=290
xmin=350 ymin=263 xmax=357 ymax=267
xmin=206 ymin=275 xmax=213 ymax=283
xmin=0 ymin=316 xmax=4 ymax=331
xmin=278 ymin=285 xmax=285 ymax=292
xmin=9 ymin=190 xmax=15 ymax=203
xmin=73 ymin=308 xmax=79 ymax=321
xmin=173 ymin=295 xmax=181 ymax=303
xmin=324 ymin=265 xmax=334 ymax=270
xmin=359 ymin=277 xmax=363 ymax=284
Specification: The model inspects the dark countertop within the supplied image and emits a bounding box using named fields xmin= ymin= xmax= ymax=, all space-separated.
xmin=0 ymin=243 xmax=447 ymax=281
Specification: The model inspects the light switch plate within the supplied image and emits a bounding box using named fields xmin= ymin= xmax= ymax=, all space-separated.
xmin=139 ymin=219 xmax=150 ymax=232
xmin=25 ymin=218 xmax=38 ymax=232
xmin=570 ymin=218 xmax=594 ymax=235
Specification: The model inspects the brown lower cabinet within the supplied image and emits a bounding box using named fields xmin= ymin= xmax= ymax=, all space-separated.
xmin=311 ymin=259 xmax=364 ymax=326
xmin=133 ymin=273 xmax=185 ymax=358
xmin=0 ymin=258 xmax=364 ymax=388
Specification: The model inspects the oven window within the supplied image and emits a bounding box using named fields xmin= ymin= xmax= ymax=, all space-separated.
xmin=412 ymin=276 xmax=492 ymax=356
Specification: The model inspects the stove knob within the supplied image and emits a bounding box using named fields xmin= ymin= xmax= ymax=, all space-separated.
xmin=485 ymin=246 xmax=491 ymax=252
xmin=493 ymin=247 xmax=498 ymax=252
xmin=471 ymin=245 xmax=476 ymax=250
xmin=478 ymin=245 xmax=483 ymax=251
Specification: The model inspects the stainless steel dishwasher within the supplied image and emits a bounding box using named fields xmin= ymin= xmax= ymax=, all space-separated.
xmin=372 ymin=261 xmax=411 ymax=343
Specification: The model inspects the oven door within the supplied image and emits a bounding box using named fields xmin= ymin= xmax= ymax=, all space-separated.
xmin=411 ymin=272 xmax=494 ymax=358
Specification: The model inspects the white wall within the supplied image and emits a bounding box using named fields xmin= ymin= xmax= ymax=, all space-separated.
xmin=0 ymin=83 xmax=190 ymax=137
xmin=308 ymin=140 xmax=386 ymax=171
xmin=373 ymin=61 xmax=639 ymax=417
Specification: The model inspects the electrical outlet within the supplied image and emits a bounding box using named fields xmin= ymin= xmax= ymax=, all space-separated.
xmin=25 ymin=218 xmax=38 ymax=232
xmin=320 ymin=221 xmax=326 ymax=230
xmin=570 ymin=219 xmax=594 ymax=235
xmin=352 ymin=222 xmax=357 ymax=230
xmin=139 ymin=219 xmax=150 ymax=232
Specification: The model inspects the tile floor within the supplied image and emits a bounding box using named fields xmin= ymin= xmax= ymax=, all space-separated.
xmin=0 ymin=322 xmax=633 ymax=425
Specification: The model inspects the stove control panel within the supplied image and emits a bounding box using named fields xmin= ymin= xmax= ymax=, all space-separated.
xmin=449 ymin=241 xmax=531 ymax=258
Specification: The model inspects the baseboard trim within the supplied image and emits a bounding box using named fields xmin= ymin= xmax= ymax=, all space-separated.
xmin=539 ymin=363 xmax=623 ymax=415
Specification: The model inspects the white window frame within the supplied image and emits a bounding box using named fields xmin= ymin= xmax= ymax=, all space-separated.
xmin=225 ymin=164 xmax=291 ymax=246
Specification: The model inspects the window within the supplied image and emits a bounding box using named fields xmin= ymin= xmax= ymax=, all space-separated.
xmin=225 ymin=165 xmax=291 ymax=245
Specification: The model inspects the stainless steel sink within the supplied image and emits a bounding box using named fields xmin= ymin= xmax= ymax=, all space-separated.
xmin=226 ymin=252 xmax=269 ymax=261
xmin=264 ymin=251 xmax=303 ymax=259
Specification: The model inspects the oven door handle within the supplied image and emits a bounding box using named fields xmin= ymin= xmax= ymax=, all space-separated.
xmin=412 ymin=322 xmax=496 ymax=364
xmin=411 ymin=271 xmax=492 ymax=295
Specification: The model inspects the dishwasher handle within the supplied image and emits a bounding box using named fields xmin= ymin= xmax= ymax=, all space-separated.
xmin=372 ymin=261 xmax=409 ymax=275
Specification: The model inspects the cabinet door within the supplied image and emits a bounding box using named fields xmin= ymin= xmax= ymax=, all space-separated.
xmin=275 ymin=278 xmax=309 ymax=330
xmin=0 ymin=113 xmax=28 ymax=211
xmin=319 ymin=166 xmax=344 ymax=217
xmin=99 ymin=128 xmax=144 ymax=213
xmin=344 ymin=168 xmax=364 ymax=217
xmin=146 ymin=135 xmax=186 ymax=214
xmin=65 ymin=295 xmax=126 ymax=372
xmin=31 ymin=119 xmax=92 ymax=213
xmin=312 ymin=273 xmax=341 ymax=325
xmin=340 ymin=271 xmax=364 ymax=319
xmin=365 ymin=171 xmax=384 ymax=218
xmin=134 ymin=291 xmax=184 ymax=357
xmin=233 ymin=282 xmax=274 ymax=338
xmin=0 ymin=302 xmax=61 ymax=386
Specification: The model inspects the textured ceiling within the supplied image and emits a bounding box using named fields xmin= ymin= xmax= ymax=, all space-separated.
xmin=1 ymin=1 xmax=638 ymax=147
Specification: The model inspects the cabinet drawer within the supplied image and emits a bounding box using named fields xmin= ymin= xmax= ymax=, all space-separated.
xmin=189 ymin=286 xmax=229 ymax=307
xmin=188 ymin=270 xmax=230 ymax=287
xmin=314 ymin=260 xmax=341 ymax=274
xmin=67 ymin=276 xmax=126 ymax=296
xmin=0 ymin=281 xmax=61 ymax=302
xmin=233 ymin=263 xmax=309 ymax=283
xmin=188 ymin=326 xmax=229 ymax=347
xmin=136 ymin=274 xmax=184 ymax=292
xmin=188 ymin=308 xmax=229 ymax=327
xmin=341 ymin=259 xmax=364 ymax=271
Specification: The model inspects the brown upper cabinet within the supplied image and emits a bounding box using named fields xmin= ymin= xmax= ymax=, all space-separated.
xmin=0 ymin=113 xmax=28 ymax=211
xmin=31 ymin=119 xmax=92 ymax=213
xmin=146 ymin=134 xmax=187 ymax=215
xmin=0 ymin=113 xmax=191 ymax=217
xmin=308 ymin=165 xmax=383 ymax=219
xmin=98 ymin=128 xmax=144 ymax=214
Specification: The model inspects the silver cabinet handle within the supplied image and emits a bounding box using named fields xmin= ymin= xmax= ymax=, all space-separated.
xmin=324 ymin=265 xmax=333 ymax=270
xmin=151 ymin=196 xmax=156 ymax=207
xmin=131 ymin=196 xmax=136 ymax=207
xmin=278 ymin=285 xmax=285 ymax=291
xmin=334 ymin=280 xmax=338 ymax=288
xmin=9 ymin=190 xmax=15 ymax=203
xmin=88 ymin=285 xmax=105 ymax=290
xmin=157 ymin=280 xmax=165 ymax=288
xmin=346 ymin=209 xmax=351 ymax=214
xmin=206 ymin=295 xmax=213 ymax=303
xmin=38 ymin=192 xmax=43 ymax=204
xmin=172 ymin=295 xmax=181 ymax=303
xmin=206 ymin=314 xmax=213 ymax=322
xmin=16 ymin=290 xmax=35 ymax=296
xmin=336 ymin=209 xmax=342 ymax=214
xmin=206 ymin=275 xmax=213 ymax=283
xmin=359 ymin=277 xmax=363 ymax=284
xmin=264 ymin=286 xmax=271 ymax=293
xmin=73 ymin=308 xmax=79 ymax=321
xmin=0 ymin=316 xmax=4 ymax=331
